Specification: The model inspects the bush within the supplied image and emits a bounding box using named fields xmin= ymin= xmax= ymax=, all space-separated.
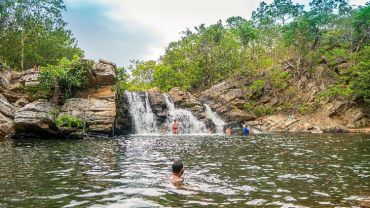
xmin=55 ymin=114 xmax=84 ymax=129
xmin=297 ymin=104 xmax=316 ymax=115
xmin=317 ymin=85 xmax=354 ymax=102
xmin=253 ymin=105 xmax=273 ymax=117
xmin=250 ymin=79 xmax=266 ymax=96
xmin=37 ymin=56 xmax=93 ymax=99
xmin=270 ymin=69 xmax=290 ymax=90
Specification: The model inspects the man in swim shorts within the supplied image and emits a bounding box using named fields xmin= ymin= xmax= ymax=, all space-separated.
xmin=172 ymin=119 xmax=179 ymax=134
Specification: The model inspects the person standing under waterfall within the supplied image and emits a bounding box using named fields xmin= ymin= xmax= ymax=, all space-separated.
xmin=172 ymin=119 xmax=180 ymax=134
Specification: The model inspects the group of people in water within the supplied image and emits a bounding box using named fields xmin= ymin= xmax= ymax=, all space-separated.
xmin=171 ymin=119 xmax=252 ymax=136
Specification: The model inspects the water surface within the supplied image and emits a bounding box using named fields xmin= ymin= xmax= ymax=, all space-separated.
xmin=0 ymin=134 xmax=369 ymax=207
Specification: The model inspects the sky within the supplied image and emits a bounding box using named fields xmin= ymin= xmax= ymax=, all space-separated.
xmin=64 ymin=0 xmax=368 ymax=67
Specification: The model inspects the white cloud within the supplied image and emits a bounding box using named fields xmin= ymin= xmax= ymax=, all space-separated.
xmin=66 ymin=0 xmax=369 ymax=64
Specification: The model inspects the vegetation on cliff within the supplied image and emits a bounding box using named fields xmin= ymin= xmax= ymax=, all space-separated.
xmin=119 ymin=0 xmax=370 ymax=106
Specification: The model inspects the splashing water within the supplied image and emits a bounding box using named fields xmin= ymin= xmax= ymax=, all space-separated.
xmin=204 ymin=104 xmax=225 ymax=134
xmin=163 ymin=94 xmax=207 ymax=134
xmin=125 ymin=91 xmax=158 ymax=134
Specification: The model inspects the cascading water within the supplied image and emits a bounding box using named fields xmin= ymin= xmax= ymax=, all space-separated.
xmin=125 ymin=91 xmax=158 ymax=134
xmin=204 ymin=104 xmax=225 ymax=134
xmin=163 ymin=94 xmax=207 ymax=134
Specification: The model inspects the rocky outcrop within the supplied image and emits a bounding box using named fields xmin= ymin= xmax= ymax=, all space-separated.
xmin=114 ymin=92 xmax=132 ymax=135
xmin=94 ymin=59 xmax=116 ymax=85
xmin=147 ymin=88 xmax=168 ymax=124
xmin=0 ymin=113 xmax=14 ymax=140
xmin=169 ymin=87 xmax=214 ymax=128
xmin=0 ymin=94 xmax=15 ymax=118
xmin=14 ymin=101 xmax=58 ymax=137
xmin=197 ymin=81 xmax=256 ymax=124
xmin=59 ymin=97 xmax=116 ymax=136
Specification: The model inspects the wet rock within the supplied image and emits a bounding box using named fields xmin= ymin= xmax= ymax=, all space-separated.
xmin=94 ymin=60 xmax=116 ymax=85
xmin=169 ymin=87 xmax=213 ymax=128
xmin=147 ymin=88 xmax=168 ymax=124
xmin=14 ymin=101 xmax=58 ymax=136
xmin=0 ymin=94 xmax=15 ymax=118
xmin=0 ymin=113 xmax=14 ymax=139
xmin=60 ymin=97 xmax=116 ymax=135
xmin=323 ymin=126 xmax=350 ymax=133
xmin=114 ymin=92 xmax=132 ymax=135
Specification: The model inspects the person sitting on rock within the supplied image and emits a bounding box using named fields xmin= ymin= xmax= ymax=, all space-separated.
xmin=170 ymin=160 xmax=184 ymax=187
xmin=172 ymin=119 xmax=179 ymax=134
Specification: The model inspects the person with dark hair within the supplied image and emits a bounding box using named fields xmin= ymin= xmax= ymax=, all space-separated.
xmin=170 ymin=160 xmax=184 ymax=186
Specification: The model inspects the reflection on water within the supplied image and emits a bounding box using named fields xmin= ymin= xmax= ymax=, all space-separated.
xmin=0 ymin=134 xmax=369 ymax=207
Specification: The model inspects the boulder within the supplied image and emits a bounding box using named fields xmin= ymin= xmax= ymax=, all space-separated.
xmin=169 ymin=87 xmax=213 ymax=127
xmin=60 ymin=97 xmax=116 ymax=134
xmin=148 ymin=88 xmax=168 ymax=123
xmin=0 ymin=113 xmax=14 ymax=139
xmin=14 ymin=101 xmax=58 ymax=136
xmin=0 ymin=94 xmax=15 ymax=118
xmin=94 ymin=60 xmax=116 ymax=85
xmin=224 ymin=109 xmax=256 ymax=123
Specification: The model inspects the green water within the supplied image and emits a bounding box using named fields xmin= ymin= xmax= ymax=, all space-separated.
xmin=0 ymin=134 xmax=369 ymax=207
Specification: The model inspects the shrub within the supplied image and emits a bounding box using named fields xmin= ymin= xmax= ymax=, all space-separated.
xmin=297 ymin=104 xmax=316 ymax=115
xmin=270 ymin=69 xmax=290 ymax=90
xmin=316 ymin=85 xmax=354 ymax=102
xmin=250 ymin=79 xmax=266 ymax=96
xmin=253 ymin=105 xmax=273 ymax=117
xmin=55 ymin=115 xmax=84 ymax=129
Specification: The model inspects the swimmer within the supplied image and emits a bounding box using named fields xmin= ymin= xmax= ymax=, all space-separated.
xmin=225 ymin=127 xmax=233 ymax=135
xmin=170 ymin=160 xmax=184 ymax=187
xmin=172 ymin=119 xmax=179 ymax=134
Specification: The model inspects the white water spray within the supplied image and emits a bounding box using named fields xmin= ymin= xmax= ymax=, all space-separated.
xmin=163 ymin=94 xmax=207 ymax=134
xmin=125 ymin=91 xmax=158 ymax=134
xmin=204 ymin=104 xmax=225 ymax=134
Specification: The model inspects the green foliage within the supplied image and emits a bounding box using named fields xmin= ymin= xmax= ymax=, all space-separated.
xmin=55 ymin=114 xmax=84 ymax=129
xmin=0 ymin=0 xmax=83 ymax=70
xmin=353 ymin=5 xmax=370 ymax=50
xmin=317 ymin=85 xmax=354 ymax=101
xmin=37 ymin=55 xmax=93 ymax=99
xmin=297 ymin=104 xmax=316 ymax=115
xmin=243 ymin=101 xmax=256 ymax=111
xmin=270 ymin=69 xmax=290 ymax=90
xmin=253 ymin=105 xmax=273 ymax=117
xmin=250 ymin=79 xmax=266 ymax=97
xmin=345 ymin=46 xmax=370 ymax=103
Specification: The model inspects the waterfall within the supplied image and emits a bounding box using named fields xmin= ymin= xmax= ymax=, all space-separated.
xmin=163 ymin=94 xmax=207 ymax=134
xmin=125 ymin=91 xmax=158 ymax=134
xmin=204 ymin=104 xmax=225 ymax=134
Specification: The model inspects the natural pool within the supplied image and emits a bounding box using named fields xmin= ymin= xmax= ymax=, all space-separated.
xmin=0 ymin=134 xmax=369 ymax=207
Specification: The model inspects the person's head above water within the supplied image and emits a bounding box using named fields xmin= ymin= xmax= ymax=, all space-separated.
xmin=172 ymin=160 xmax=184 ymax=175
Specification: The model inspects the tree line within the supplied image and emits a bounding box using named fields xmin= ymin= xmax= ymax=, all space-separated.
xmin=119 ymin=0 xmax=369 ymax=103
xmin=0 ymin=0 xmax=82 ymax=70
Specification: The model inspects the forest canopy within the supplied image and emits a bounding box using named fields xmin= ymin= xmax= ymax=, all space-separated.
xmin=0 ymin=0 xmax=83 ymax=70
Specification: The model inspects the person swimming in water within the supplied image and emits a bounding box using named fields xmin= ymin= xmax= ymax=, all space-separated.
xmin=170 ymin=160 xmax=184 ymax=187
xmin=172 ymin=119 xmax=179 ymax=134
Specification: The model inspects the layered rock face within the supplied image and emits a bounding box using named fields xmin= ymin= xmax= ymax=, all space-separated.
xmin=0 ymin=59 xmax=119 ymax=139
xmin=58 ymin=60 xmax=117 ymax=137
xmin=197 ymin=81 xmax=256 ymax=124
xmin=168 ymin=87 xmax=215 ymax=129
xmin=14 ymin=101 xmax=58 ymax=137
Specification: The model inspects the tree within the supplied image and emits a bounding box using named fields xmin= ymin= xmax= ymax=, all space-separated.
xmin=0 ymin=0 xmax=82 ymax=70
xmin=352 ymin=5 xmax=370 ymax=51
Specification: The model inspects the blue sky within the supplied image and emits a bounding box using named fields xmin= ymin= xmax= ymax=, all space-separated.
xmin=64 ymin=0 xmax=368 ymax=67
